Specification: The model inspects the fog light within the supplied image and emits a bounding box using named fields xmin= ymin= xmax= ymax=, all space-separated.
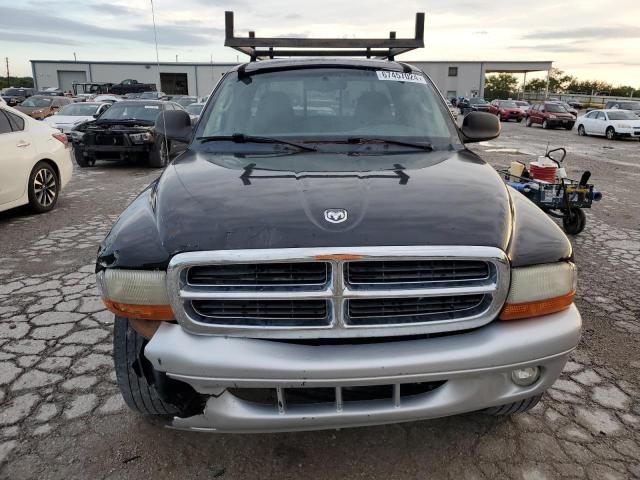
xmin=511 ymin=367 xmax=540 ymax=386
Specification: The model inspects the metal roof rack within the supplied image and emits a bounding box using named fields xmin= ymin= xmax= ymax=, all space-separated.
xmin=224 ymin=11 xmax=425 ymax=62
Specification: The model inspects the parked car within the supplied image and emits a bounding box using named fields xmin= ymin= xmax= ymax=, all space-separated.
xmin=576 ymin=109 xmax=640 ymax=140
xmin=35 ymin=88 xmax=65 ymax=96
xmin=44 ymin=102 xmax=110 ymax=134
xmin=515 ymin=101 xmax=531 ymax=114
xmin=71 ymin=100 xmax=183 ymax=168
xmin=92 ymin=94 xmax=122 ymax=104
xmin=14 ymin=95 xmax=73 ymax=120
xmin=0 ymin=104 xmax=72 ymax=213
xmin=173 ymin=96 xmax=199 ymax=108
xmin=605 ymin=100 xmax=640 ymax=118
xmin=445 ymin=99 xmax=459 ymax=120
xmin=566 ymin=100 xmax=583 ymax=109
xmin=488 ymin=100 xmax=524 ymax=122
xmin=1 ymin=87 xmax=34 ymax=106
xmin=139 ymin=91 xmax=169 ymax=100
xmin=109 ymin=79 xmax=157 ymax=95
xmin=526 ymin=102 xmax=575 ymax=129
xmin=96 ymin=58 xmax=580 ymax=433
xmin=458 ymin=97 xmax=491 ymax=114
xmin=185 ymin=102 xmax=205 ymax=123
xmin=551 ymin=101 xmax=578 ymax=118
xmin=124 ymin=92 xmax=143 ymax=100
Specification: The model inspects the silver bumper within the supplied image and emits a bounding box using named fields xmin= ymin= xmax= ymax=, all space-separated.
xmin=145 ymin=305 xmax=581 ymax=432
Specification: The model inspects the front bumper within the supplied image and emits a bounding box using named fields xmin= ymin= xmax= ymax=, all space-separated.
xmin=145 ymin=305 xmax=581 ymax=433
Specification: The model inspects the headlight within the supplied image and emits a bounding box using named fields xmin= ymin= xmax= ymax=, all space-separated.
xmin=70 ymin=131 xmax=84 ymax=141
xmin=500 ymin=262 xmax=576 ymax=320
xmin=97 ymin=269 xmax=174 ymax=320
xmin=618 ymin=124 xmax=632 ymax=129
xmin=129 ymin=131 xmax=154 ymax=144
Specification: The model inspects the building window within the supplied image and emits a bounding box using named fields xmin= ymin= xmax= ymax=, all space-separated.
xmin=448 ymin=67 xmax=458 ymax=77
xmin=446 ymin=91 xmax=457 ymax=99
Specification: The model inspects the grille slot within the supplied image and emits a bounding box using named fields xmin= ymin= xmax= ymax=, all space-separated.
xmin=188 ymin=262 xmax=328 ymax=287
xmin=346 ymin=260 xmax=489 ymax=285
xmin=347 ymin=294 xmax=487 ymax=325
xmin=191 ymin=299 xmax=329 ymax=327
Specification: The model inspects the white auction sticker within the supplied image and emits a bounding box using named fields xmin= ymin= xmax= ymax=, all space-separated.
xmin=376 ymin=71 xmax=426 ymax=84
xmin=144 ymin=105 xmax=160 ymax=109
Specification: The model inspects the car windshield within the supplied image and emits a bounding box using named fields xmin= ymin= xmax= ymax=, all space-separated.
xmin=546 ymin=103 xmax=567 ymax=113
xmin=186 ymin=103 xmax=204 ymax=115
xmin=3 ymin=88 xmax=26 ymax=96
xmin=140 ymin=92 xmax=160 ymax=99
xmin=21 ymin=97 xmax=52 ymax=107
xmin=469 ymin=98 xmax=488 ymax=104
xmin=621 ymin=102 xmax=640 ymax=111
xmin=197 ymin=68 xmax=458 ymax=147
xmin=97 ymin=102 xmax=162 ymax=122
xmin=498 ymin=101 xmax=517 ymax=108
xmin=515 ymin=101 xmax=529 ymax=106
xmin=176 ymin=97 xmax=198 ymax=107
xmin=58 ymin=104 xmax=101 ymax=116
xmin=608 ymin=111 xmax=638 ymax=120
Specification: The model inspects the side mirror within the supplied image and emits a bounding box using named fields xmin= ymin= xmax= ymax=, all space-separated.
xmin=155 ymin=110 xmax=193 ymax=143
xmin=459 ymin=111 xmax=501 ymax=143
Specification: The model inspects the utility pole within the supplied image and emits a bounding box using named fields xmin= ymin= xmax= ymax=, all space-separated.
xmin=5 ymin=57 xmax=9 ymax=89
xmin=176 ymin=54 xmax=178 ymax=63
xmin=73 ymin=52 xmax=77 ymax=61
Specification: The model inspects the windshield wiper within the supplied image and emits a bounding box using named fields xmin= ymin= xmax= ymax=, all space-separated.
xmin=344 ymin=137 xmax=433 ymax=151
xmin=196 ymin=133 xmax=317 ymax=152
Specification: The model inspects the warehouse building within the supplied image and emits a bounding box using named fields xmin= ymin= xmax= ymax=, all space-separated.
xmin=30 ymin=59 xmax=552 ymax=99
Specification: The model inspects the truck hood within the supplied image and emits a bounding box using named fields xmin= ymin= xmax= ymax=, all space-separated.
xmin=151 ymin=148 xmax=513 ymax=253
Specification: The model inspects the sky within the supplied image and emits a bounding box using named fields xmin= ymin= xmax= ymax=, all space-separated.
xmin=1 ymin=0 xmax=639 ymax=86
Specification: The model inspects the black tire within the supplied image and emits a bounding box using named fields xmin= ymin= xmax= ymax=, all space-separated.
xmin=563 ymin=207 xmax=586 ymax=235
xmin=113 ymin=317 xmax=179 ymax=416
xmin=606 ymin=127 xmax=616 ymax=140
xmin=542 ymin=120 xmax=549 ymax=129
xmin=484 ymin=394 xmax=543 ymax=416
xmin=577 ymin=124 xmax=586 ymax=136
xmin=525 ymin=117 xmax=532 ymax=127
xmin=517 ymin=118 xmax=523 ymax=123
xmin=73 ymin=147 xmax=90 ymax=168
xmin=28 ymin=161 xmax=59 ymax=213
xmin=148 ymin=136 xmax=170 ymax=168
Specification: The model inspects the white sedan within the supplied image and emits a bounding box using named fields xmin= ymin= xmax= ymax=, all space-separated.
xmin=0 ymin=105 xmax=73 ymax=214
xmin=44 ymin=102 xmax=110 ymax=134
xmin=577 ymin=109 xmax=640 ymax=140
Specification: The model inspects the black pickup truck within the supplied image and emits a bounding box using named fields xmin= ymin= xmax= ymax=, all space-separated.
xmin=109 ymin=79 xmax=157 ymax=95
xmin=96 ymin=58 xmax=581 ymax=433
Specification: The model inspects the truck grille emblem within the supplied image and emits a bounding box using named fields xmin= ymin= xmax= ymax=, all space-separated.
xmin=324 ymin=208 xmax=348 ymax=224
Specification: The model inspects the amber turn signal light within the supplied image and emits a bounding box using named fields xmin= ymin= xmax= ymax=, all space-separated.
xmin=102 ymin=300 xmax=175 ymax=321
xmin=500 ymin=290 xmax=575 ymax=321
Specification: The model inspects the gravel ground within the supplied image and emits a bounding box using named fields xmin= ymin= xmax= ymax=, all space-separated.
xmin=0 ymin=123 xmax=639 ymax=480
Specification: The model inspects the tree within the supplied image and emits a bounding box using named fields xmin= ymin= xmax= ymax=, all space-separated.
xmin=484 ymin=73 xmax=519 ymax=100
xmin=1 ymin=76 xmax=34 ymax=89
xmin=524 ymin=69 xmax=575 ymax=93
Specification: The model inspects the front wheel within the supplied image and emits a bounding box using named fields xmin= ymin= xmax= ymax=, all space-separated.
xmin=526 ymin=117 xmax=532 ymax=127
xmin=148 ymin=136 xmax=170 ymax=168
xmin=577 ymin=125 xmax=586 ymax=136
xmin=28 ymin=161 xmax=59 ymax=213
xmin=542 ymin=120 xmax=549 ymax=129
xmin=484 ymin=394 xmax=543 ymax=416
xmin=606 ymin=127 xmax=616 ymax=140
xmin=562 ymin=207 xmax=586 ymax=235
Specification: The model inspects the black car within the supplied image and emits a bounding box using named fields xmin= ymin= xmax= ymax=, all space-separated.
xmin=95 ymin=57 xmax=580 ymax=431
xmin=71 ymin=100 xmax=184 ymax=168
xmin=605 ymin=100 xmax=640 ymax=118
xmin=458 ymin=97 xmax=491 ymax=114
xmin=566 ymin=100 xmax=583 ymax=109
xmin=1 ymin=87 xmax=33 ymax=106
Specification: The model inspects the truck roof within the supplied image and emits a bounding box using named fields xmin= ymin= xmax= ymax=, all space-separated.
xmin=230 ymin=58 xmax=423 ymax=75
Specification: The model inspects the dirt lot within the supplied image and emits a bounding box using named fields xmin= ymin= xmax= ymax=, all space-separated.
xmin=1 ymin=121 xmax=639 ymax=480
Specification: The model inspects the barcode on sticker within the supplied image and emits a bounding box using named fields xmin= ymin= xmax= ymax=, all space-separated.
xmin=376 ymin=71 xmax=426 ymax=84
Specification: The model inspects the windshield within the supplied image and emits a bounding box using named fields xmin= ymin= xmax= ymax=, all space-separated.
xmin=197 ymin=68 xmax=458 ymax=146
xmin=97 ymin=102 xmax=162 ymax=122
xmin=176 ymin=97 xmax=198 ymax=107
xmin=186 ymin=103 xmax=204 ymax=115
xmin=498 ymin=101 xmax=517 ymax=108
xmin=515 ymin=101 xmax=529 ymax=106
xmin=58 ymin=104 xmax=101 ymax=116
xmin=608 ymin=111 xmax=638 ymax=120
xmin=546 ymin=103 xmax=567 ymax=113
xmin=621 ymin=102 xmax=640 ymax=111
xmin=3 ymin=88 xmax=27 ymax=96
xmin=21 ymin=97 xmax=52 ymax=107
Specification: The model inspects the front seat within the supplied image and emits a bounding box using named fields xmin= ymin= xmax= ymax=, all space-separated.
xmin=252 ymin=91 xmax=295 ymax=134
xmin=354 ymin=91 xmax=392 ymax=126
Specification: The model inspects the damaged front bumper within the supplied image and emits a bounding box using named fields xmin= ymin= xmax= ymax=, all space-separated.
xmin=144 ymin=305 xmax=581 ymax=433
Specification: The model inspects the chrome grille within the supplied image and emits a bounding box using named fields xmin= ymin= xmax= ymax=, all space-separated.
xmin=167 ymin=246 xmax=510 ymax=339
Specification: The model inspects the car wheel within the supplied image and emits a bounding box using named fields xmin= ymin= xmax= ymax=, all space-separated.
xmin=73 ymin=148 xmax=91 ymax=168
xmin=577 ymin=125 xmax=586 ymax=136
xmin=517 ymin=118 xmax=523 ymax=123
xmin=28 ymin=161 xmax=59 ymax=213
xmin=563 ymin=207 xmax=586 ymax=235
xmin=542 ymin=120 xmax=549 ymax=129
xmin=525 ymin=117 xmax=532 ymax=127
xmin=148 ymin=136 xmax=169 ymax=168
xmin=483 ymin=393 xmax=543 ymax=415
xmin=606 ymin=127 xmax=616 ymax=140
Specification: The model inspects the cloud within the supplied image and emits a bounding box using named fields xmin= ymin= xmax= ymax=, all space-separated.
xmin=521 ymin=26 xmax=640 ymax=40
xmin=0 ymin=31 xmax=76 ymax=46
xmin=0 ymin=7 xmax=223 ymax=46
xmin=89 ymin=2 xmax=137 ymax=15
xmin=509 ymin=44 xmax=587 ymax=53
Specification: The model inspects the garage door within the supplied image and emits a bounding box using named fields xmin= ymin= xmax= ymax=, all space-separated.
xmin=57 ymin=70 xmax=87 ymax=93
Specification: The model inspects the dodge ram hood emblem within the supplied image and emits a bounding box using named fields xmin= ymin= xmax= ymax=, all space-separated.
xmin=324 ymin=208 xmax=348 ymax=224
